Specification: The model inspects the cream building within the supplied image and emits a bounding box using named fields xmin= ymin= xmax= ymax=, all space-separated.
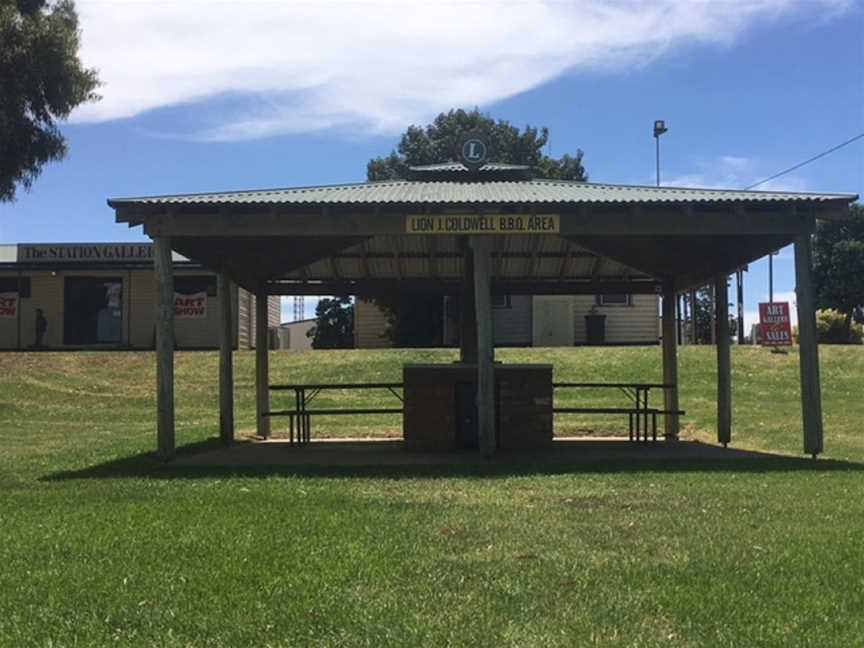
xmin=354 ymin=293 xmax=660 ymax=348
xmin=0 ymin=243 xmax=280 ymax=350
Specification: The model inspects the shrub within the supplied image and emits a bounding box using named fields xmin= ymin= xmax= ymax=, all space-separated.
xmin=792 ymin=308 xmax=863 ymax=344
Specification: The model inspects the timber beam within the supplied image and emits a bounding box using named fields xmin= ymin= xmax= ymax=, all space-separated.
xmin=265 ymin=278 xmax=662 ymax=296
xmin=125 ymin=201 xmax=833 ymax=238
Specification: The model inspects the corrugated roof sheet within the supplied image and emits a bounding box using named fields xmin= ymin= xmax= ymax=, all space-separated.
xmin=108 ymin=179 xmax=857 ymax=208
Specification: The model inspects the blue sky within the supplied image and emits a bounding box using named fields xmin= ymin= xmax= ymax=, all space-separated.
xmin=1 ymin=0 xmax=862 ymax=327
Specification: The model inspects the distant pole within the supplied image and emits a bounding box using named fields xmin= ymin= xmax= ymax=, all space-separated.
xmin=689 ymin=288 xmax=697 ymax=344
xmin=769 ymin=252 xmax=774 ymax=303
xmin=653 ymin=120 xmax=668 ymax=186
xmin=709 ymin=284 xmax=716 ymax=346
xmin=736 ymin=269 xmax=745 ymax=343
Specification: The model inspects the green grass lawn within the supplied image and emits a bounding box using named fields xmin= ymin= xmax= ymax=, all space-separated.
xmin=1 ymin=347 xmax=863 ymax=646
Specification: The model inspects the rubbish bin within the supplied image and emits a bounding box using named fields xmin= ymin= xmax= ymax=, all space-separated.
xmin=585 ymin=313 xmax=607 ymax=345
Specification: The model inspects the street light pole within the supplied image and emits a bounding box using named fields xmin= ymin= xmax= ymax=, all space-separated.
xmin=736 ymin=268 xmax=745 ymax=343
xmin=653 ymin=120 xmax=668 ymax=187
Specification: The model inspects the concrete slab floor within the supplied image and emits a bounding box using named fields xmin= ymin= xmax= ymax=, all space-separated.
xmin=171 ymin=436 xmax=799 ymax=469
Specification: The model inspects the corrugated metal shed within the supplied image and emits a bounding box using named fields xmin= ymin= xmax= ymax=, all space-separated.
xmin=108 ymin=179 xmax=856 ymax=208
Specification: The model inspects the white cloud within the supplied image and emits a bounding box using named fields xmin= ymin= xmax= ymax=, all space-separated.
xmin=743 ymin=309 xmax=761 ymax=331
xmin=662 ymin=156 xmax=812 ymax=191
xmin=71 ymin=0 xmax=849 ymax=141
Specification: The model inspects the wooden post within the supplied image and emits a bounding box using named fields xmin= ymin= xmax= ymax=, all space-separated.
xmin=470 ymin=235 xmax=495 ymax=458
xmin=794 ymin=233 xmax=823 ymax=457
xmin=218 ymin=272 xmax=234 ymax=445
xmin=255 ymin=284 xmax=271 ymax=438
xmin=153 ymin=236 xmax=175 ymax=459
xmin=715 ymin=274 xmax=732 ymax=447
xmin=661 ymin=283 xmax=680 ymax=439
xmin=460 ymin=238 xmax=478 ymax=363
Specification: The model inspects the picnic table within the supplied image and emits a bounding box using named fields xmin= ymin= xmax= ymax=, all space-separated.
xmin=552 ymin=382 xmax=682 ymax=442
xmin=265 ymin=382 xmax=403 ymax=444
xmin=264 ymin=380 xmax=683 ymax=444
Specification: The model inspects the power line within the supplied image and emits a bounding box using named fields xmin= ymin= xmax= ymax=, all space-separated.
xmin=744 ymin=132 xmax=864 ymax=190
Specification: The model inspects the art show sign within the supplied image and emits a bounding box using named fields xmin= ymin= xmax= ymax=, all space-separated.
xmin=0 ymin=292 xmax=17 ymax=318
xmin=759 ymin=302 xmax=792 ymax=346
xmin=175 ymin=292 xmax=207 ymax=318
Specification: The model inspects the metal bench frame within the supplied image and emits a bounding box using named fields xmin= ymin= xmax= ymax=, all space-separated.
xmin=266 ymin=383 xmax=403 ymax=444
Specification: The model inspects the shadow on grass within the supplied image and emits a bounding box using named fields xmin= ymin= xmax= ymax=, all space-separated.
xmin=42 ymin=438 xmax=864 ymax=481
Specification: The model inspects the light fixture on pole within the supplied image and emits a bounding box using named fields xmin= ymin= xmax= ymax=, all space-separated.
xmin=653 ymin=120 xmax=668 ymax=187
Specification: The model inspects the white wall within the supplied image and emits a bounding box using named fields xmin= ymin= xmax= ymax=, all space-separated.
xmin=354 ymin=298 xmax=392 ymax=348
xmin=573 ymin=294 xmax=660 ymax=344
xmin=493 ymin=295 xmax=532 ymax=346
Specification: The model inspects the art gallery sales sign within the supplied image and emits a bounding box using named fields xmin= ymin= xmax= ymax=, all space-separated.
xmin=759 ymin=302 xmax=792 ymax=346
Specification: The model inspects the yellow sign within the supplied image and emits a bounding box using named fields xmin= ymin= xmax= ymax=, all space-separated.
xmin=406 ymin=214 xmax=559 ymax=235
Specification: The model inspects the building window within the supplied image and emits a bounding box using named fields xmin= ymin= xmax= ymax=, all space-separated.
xmin=597 ymin=294 xmax=630 ymax=306
xmin=0 ymin=276 xmax=29 ymax=297
xmin=492 ymin=295 xmax=511 ymax=309
xmin=175 ymin=275 xmax=217 ymax=297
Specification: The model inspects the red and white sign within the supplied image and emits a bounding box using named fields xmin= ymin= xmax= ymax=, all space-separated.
xmin=174 ymin=292 xmax=207 ymax=319
xmin=0 ymin=292 xmax=17 ymax=318
xmin=759 ymin=302 xmax=792 ymax=346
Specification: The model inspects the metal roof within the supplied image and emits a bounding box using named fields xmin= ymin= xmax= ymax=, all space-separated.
xmin=108 ymin=179 xmax=857 ymax=208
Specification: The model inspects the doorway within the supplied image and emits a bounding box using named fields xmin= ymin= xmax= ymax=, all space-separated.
xmin=532 ymin=296 xmax=574 ymax=347
xmin=64 ymin=277 xmax=123 ymax=345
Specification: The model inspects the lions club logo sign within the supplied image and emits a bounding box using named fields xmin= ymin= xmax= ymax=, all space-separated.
xmin=459 ymin=135 xmax=488 ymax=171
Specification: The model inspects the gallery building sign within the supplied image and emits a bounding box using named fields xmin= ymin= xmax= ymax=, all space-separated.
xmin=18 ymin=244 xmax=154 ymax=263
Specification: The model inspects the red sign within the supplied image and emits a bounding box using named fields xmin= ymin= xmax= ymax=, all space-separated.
xmin=0 ymin=292 xmax=17 ymax=318
xmin=759 ymin=302 xmax=792 ymax=346
xmin=174 ymin=292 xmax=207 ymax=319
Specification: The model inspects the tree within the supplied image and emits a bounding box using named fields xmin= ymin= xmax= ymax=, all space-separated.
xmin=1 ymin=0 xmax=99 ymax=202
xmin=367 ymin=108 xmax=586 ymax=181
xmin=813 ymin=203 xmax=864 ymax=343
xmin=691 ymin=284 xmax=734 ymax=344
xmin=373 ymin=293 xmax=444 ymax=347
xmin=307 ymin=297 xmax=354 ymax=349
xmin=367 ymin=108 xmax=587 ymax=345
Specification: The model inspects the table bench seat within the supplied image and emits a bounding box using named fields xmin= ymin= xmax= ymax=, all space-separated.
xmin=554 ymin=407 xmax=686 ymax=442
